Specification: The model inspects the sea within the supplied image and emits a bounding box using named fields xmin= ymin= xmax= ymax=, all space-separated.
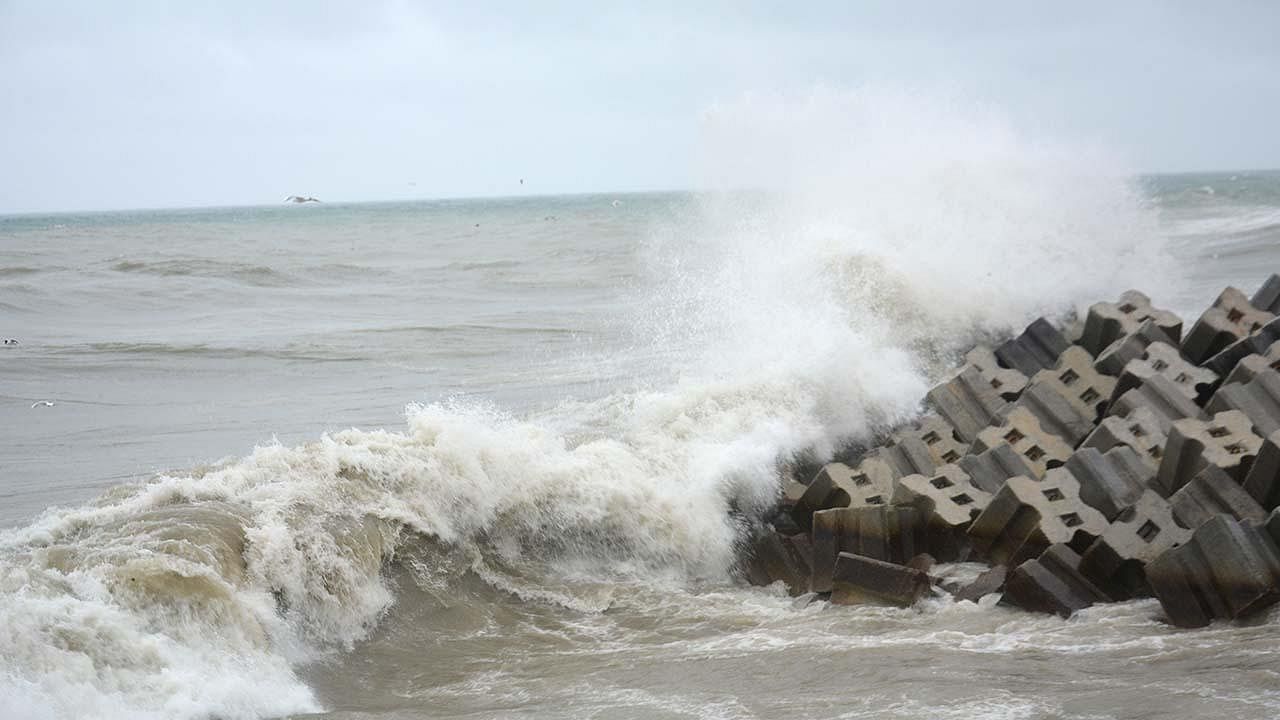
xmin=2 ymin=168 xmax=1280 ymax=719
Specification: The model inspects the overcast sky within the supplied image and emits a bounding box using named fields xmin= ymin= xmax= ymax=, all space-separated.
xmin=2 ymin=1 xmax=1278 ymax=214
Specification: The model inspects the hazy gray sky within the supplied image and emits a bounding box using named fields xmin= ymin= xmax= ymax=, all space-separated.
xmin=2 ymin=1 xmax=1278 ymax=213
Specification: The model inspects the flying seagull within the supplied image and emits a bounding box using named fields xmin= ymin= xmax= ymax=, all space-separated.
xmin=285 ymin=196 xmax=321 ymax=204
xmin=31 ymin=401 xmax=54 ymax=408
xmin=2 ymin=338 xmax=18 ymax=346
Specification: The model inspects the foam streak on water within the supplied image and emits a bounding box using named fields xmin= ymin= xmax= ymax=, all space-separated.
xmin=1 ymin=91 xmax=1277 ymax=719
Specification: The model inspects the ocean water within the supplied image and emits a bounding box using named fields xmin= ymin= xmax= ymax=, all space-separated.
xmin=2 ymin=163 xmax=1280 ymax=719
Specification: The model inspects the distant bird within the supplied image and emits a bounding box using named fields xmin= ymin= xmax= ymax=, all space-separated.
xmin=285 ymin=196 xmax=321 ymax=204
xmin=520 ymin=179 xmax=524 ymax=185
xmin=2 ymin=338 xmax=17 ymax=346
xmin=31 ymin=401 xmax=54 ymax=408
xmin=611 ymin=199 xmax=621 ymax=207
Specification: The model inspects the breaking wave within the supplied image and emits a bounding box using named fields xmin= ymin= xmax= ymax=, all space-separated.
xmin=0 ymin=88 xmax=1176 ymax=719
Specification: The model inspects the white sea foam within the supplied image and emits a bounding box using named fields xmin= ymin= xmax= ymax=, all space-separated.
xmin=0 ymin=88 xmax=1176 ymax=719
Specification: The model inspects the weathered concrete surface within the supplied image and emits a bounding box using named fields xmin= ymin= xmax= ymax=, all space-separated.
xmin=1079 ymin=490 xmax=1191 ymax=598
xmin=952 ymin=565 xmax=1008 ymax=603
xmin=1243 ymin=429 xmax=1280 ymax=512
xmin=1203 ymin=316 xmax=1280 ymax=378
xmin=996 ymin=317 xmax=1071 ymax=377
xmin=958 ymin=443 xmax=1037 ymax=494
xmin=810 ymin=506 xmax=924 ymax=592
xmin=1002 ymin=544 xmax=1111 ymax=618
xmin=1221 ymin=345 xmax=1280 ymax=387
xmin=1011 ymin=381 xmax=1097 ymax=446
xmin=890 ymin=414 xmax=970 ymax=467
xmin=1169 ymin=465 xmax=1267 ymax=529
xmin=1064 ymin=446 xmax=1153 ymax=520
xmin=1155 ymin=410 xmax=1261 ymax=498
xmin=927 ymin=366 xmax=1008 ymax=444
xmin=830 ymin=552 xmax=932 ymax=607
xmin=1094 ymin=319 xmax=1178 ymax=377
xmin=974 ymin=406 xmax=1074 ymax=477
xmin=1029 ymin=346 xmax=1115 ymax=424
xmin=1111 ymin=342 xmax=1218 ymax=406
xmin=1207 ymin=368 xmax=1280 ymax=438
xmin=893 ymin=464 xmax=992 ymax=561
xmin=967 ymin=473 xmax=1109 ymax=567
xmin=956 ymin=346 xmax=1028 ymax=402
xmin=1182 ymin=286 xmax=1275 ymax=365
xmin=1250 ymin=273 xmax=1280 ymax=314
xmin=1082 ymin=406 xmax=1168 ymax=469
xmin=1081 ymin=290 xmax=1183 ymax=356
xmin=1106 ymin=374 xmax=1206 ymax=433
xmin=791 ymin=458 xmax=897 ymax=530
xmin=1146 ymin=515 xmax=1280 ymax=628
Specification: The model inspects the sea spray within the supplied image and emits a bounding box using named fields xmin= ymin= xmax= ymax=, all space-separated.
xmin=0 ymin=88 xmax=1177 ymax=719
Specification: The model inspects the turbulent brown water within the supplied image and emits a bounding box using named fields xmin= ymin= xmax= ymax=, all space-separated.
xmin=3 ymin=102 xmax=1280 ymax=719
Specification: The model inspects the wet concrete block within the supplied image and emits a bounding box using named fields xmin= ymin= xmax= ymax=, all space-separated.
xmin=1081 ymin=290 xmax=1183 ymax=356
xmin=1094 ymin=319 xmax=1178 ymax=377
xmin=974 ymin=406 xmax=1074 ymax=477
xmin=927 ymin=366 xmax=1009 ymax=444
xmin=957 ymin=346 xmax=1029 ymax=401
xmin=995 ymin=317 xmax=1071 ymax=377
xmin=1182 ymin=286 xmax=1275 ymax=365
xmin=1155 ymin=410 xmax=1262 ymax=498
xmin=1146 ymin=515 xmax=1280 ymax=628
xmin=810 ymin=506 xmax=924 ymax=592
xmin=830 ymin=552 xmax=932 ymax=607
xmin=1221 ymin=346 xmax=1280 ymax=387
xmin=1064 ymin=446 xmax=1154 ymax=520
xmin=1029 ymin=346 xmax=1116 ymax=423
xmin=1243 ymin=429 xmax=1280 ymax=512
xmin=1204 ymin=316 xmax=1280 ymax=378
xmin=1169 ymin=465 xmax=1267 ymax=529
xmin=1079 ymin=490 xmax=1191 ymax=598
xmin=958 ymin=442 xmax=1037 ymax=494
xmin=866 ymin=436 xmax=937 ymax=480
xmin=893 ymin=464 xmax=993 ymax=561
xmin=1207 ymin=368 xmax=1280 ymax=438
xmin=1011 ymin=382 xmax=1096 ymax=447
xmin=1106 ymin=374 xmax=1206 ymax=433
xmin=743 ymin=530 xmax=813 ymax=595
xmin=790 ymin=458 xmax=897 ymax=530
xmin=890 ymin=414 xmax=970 ymax=467
xmin=1111 ymin=342 xmax=1218 ymax=406
xmin=953 ymin=565 xmax=1008 ymax=603
xmin=967 ymin=473 xmax=1109 ymax=567
xmin=1002 ymin=544 xmax=1111 ymax=617
xmin=1081 ymin=406 xmax=1168 ymax=469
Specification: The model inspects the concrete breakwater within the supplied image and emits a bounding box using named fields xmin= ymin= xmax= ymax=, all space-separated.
xmin=746 ymin=275 xmax=1280 ymax=627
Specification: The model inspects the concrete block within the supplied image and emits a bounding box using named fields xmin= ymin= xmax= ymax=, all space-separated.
xmin=1081 ymin=290 xmax=1183 ymax=356
xmin=1146 ymin=515 xmax=1280 ymax=627
xmin=958 ymin=443 xmax=1037 ymax=494
xmin=1203 ymin=316 xmax=1280 ymax=378
xmin=927 ymin=366 xmax=1008 ymax=444
xmin=1029 ymin=346 xmax=1116 ymax=423
xmin=1155 ymin=410 xmax=1262 ymax=497
xmin=974 ymin=407 xmax=1074 ymax=477
xmin=810 ymin=506 xmax=924 ymax=592
xmin=1265 ymin=508 xmax=1280 ymax=547
xmin=1243 ymin=429 xmax=1280 ymax=512
xmin=1170 ymin=465 xmax=1267 ymax=529
xmin=1106 ymin=374 xmax=1206 ymax=433
xmin=967 ymin=473 xmax=1110 ymax=567
xmin=957 ymin=346 xmax=1028 ymax=401
xmin=790 ymin=458 xmax=897 ymax=530
xmin=1221 ymin=348 xmax=1280 ymax=387
xmin=1064 ymin=446 xmax=1153 ymax=520
xmin=1094 ymin=319 xmax=1178 ymax=377
xmin=1002 ymin=544 xmax=1111 ymax=617
xmin=953 ymin=565 xmax=1008 ymax=603
xmin=743 ymin=530 xmax=813 ymax=595
xmin=1012 ymin=382 xmax=1096 ymax=446
xmin=890 ymin=414 xmax=970 ymax=467
xmin=830 ymin=552 xmax=931 ymax=607
xmin=1250 ymin=273 xmax=1280 ymax=314
xmin=866 ymin=436 xmax=936 ymax=480
xmin=1111 ymin=342 xmax=1218 ymax=406
xmin=1207 ymin=368 xmax=1280 ymax=438
xmin=1182 ymin=286 xmax=1275 ymax=364
xmin=995 ymin=317 xmax=1071 ymax=377
xmin=1081 ymin=406 xmax=1168 ymax=469
xmin=893 ymin=464 xmax=993 ymax=560
xmin=1079 ymin=490 xmax=1191 ymax=598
